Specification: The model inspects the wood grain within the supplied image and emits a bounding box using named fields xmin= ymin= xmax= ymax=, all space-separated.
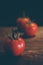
xmin=0 ymin=27 xmax=43 ymax=53
xmin=0 ymin=26 xmax=43 ymax=65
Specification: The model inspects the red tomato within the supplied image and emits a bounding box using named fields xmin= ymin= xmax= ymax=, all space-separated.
xmin=5 ymin=29 xmax=25 ymax=56
xmin=17 ymin=18 xmax=30 ymax=26
xmin=17 ymin=17 xmax=30 ymax=31
xmin=24 ymin=22 xmax=38 ymax=36
xmin=11 ymin=38 xmax=25 ymax=56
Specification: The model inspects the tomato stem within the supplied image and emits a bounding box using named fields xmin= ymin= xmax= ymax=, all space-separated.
xmin=7 ymin=34 xmax=13 ymax=40
xmin=26 ymin=20 xmax=31 ymax=24
xmin=11 ymin=28 xmax=15 ymax=39
xmin=11 ymin=28 xmax=20 ymax=40
xmin=22 ymin=10 xmax=26 ymax=18
xmin=17 ymin=32 xmax=20 ymax=38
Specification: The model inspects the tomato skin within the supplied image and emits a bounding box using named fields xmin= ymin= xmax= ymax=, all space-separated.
xmin=17 ymin=18 xmax=30 ymax=25
xmin=11 ymin=38 xmax=25 ymax=56
xmin=24 ymin=22 xmax=38 ymax=36
xmin=17 ymin=17 xmax=30 ymax=31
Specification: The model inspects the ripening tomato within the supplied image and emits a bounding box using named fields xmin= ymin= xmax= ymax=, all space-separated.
xmin=11 ymin=38 xmax=25 ymax=56
xmin=17 ymin=17 xmax=30 ymax=31
xmin=5 ymin=29 xmax=25 ymax=56
xmin=17 ymin=17 xmax=30 ymax=26
xmin=17 ymin=18 xmax=30 ymax=31
xmin=11 ymin=30 xmax=25 ymax=56
xmin=24 ymin=21 xmax=38 ymax=36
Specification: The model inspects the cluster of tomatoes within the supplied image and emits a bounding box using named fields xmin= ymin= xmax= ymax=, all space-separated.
xmin=5 ymin=15 xmax=38 ymax=56
xmin=17 ymin=17 xmax=38 ymax=36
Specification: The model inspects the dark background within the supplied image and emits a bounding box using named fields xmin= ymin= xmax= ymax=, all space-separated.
xmin=0 ymin=0 xmax=43 ymax=26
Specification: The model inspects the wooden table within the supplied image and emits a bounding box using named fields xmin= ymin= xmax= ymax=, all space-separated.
xmin=0 ymin=26 xmax=43 ymax=65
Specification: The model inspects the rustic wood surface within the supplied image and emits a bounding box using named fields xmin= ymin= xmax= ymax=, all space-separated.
xmin=0 ymin=26 xmax=43 ymax=65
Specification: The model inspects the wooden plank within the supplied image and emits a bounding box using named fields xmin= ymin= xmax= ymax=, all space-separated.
xmin=0 ymin=27 xmax=43 ymax=65
xmin=0 ymin=27 xmax=43 ymax=55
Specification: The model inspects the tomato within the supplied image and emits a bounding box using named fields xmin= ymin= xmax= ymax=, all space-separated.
xmin=11 ymin=38 xmax=25 ymax=56
xmin=17 ymin=17 xmax=30 ymax=31
xmin=17 ymin=17 xmax=30 ymax=26
xmin=24 ymin=21 xmax=38 ymax=36
xmin=5 ymin=29 xmax=25 ymax=56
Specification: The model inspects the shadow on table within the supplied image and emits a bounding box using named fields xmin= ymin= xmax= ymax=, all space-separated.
xmin=0 ymin=52 xmax=43 ymax=65
xmin=0 ymin=53 xmax=30 ymax=65
xmin=20 ymin=34 xmax=35 ymax=39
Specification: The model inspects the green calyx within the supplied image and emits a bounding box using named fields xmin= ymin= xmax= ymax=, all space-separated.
xmin=21 ymin=10 xmax=26 ymax=18
xmin=25 ymin=20 xmax=32 ymax=25
xmin=11 ymin=28 xmax=20 ymax=40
